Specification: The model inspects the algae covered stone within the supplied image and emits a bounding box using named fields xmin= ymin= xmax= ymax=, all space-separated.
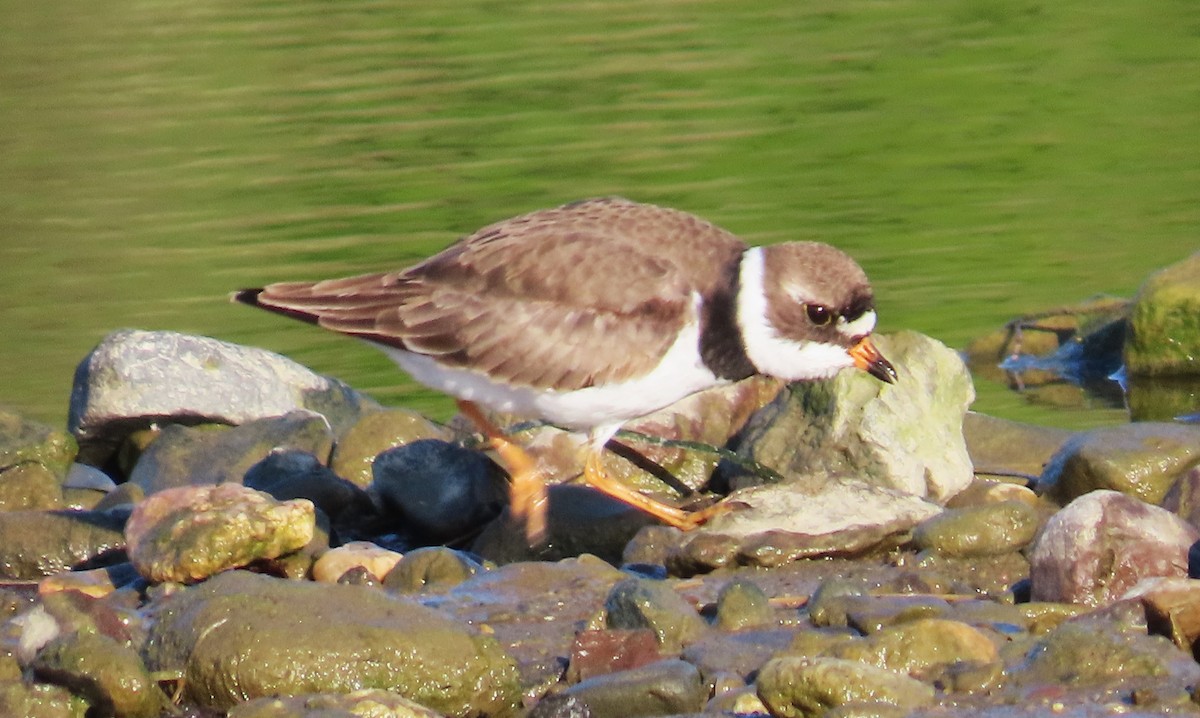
xmin=125 ymin=484 xmax=315 ymax=583
xmin=1125 ymin=252 xmax=1200 ymax=376
xmin=143 ymin=571 xmax=520 ymax=717
xmin=755 ymin=656 xmax=934 ymax=718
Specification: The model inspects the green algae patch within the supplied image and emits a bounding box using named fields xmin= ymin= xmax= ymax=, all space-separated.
xmin=143 ymin=571 xmax=520 ymax=718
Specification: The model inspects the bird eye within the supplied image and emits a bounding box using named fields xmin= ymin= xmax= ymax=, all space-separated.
xmin=805 ymin=304 xmax=833 ymax=326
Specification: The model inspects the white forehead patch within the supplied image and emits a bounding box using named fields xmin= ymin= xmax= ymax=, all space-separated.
xmin=837 ymin=310 xmax=876 ymax=339
xmin=736 ymin=246 xmax=857 ymax=381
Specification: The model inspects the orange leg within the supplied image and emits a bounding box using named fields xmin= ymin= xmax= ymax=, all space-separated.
xmin=456 ymin=400 xmax=547 ymax=544
xmin=581 ymin=450 xmax=730 ymax=530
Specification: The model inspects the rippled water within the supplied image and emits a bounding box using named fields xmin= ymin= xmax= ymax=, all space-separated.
xmin=1 ymin=0 xmax=1197 ymax=430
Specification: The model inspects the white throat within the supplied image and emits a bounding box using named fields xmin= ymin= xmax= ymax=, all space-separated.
xmin=735 ymin=246 xmax=857 ymax=381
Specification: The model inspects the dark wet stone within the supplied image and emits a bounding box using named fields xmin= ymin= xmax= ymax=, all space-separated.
xmin=472 ymin=484 xmax=656 ymax=566
xmin=604 ymin=577 xmax=706 ymax=652
xmin=962 ymin=412 xmax=1075 ymax=481
xmin=1030 ymin=490 xmax=1198 ymax=606
xmin=726 ymin=331 xmax=973 ymax=502
xmin=143 ymin=570 xmax=520 ymax=717
xmin=1125 ymin=251 xmax=1200 ymax=377
xmin=714 ymin=578 xmax=773 ymax=631
xmin=227 ymin=688 xmax=446 ymax=718
xmin=0 ymin=463 xmax=64 ymax=511
xmin=1136 ymin=578 xmax=1200 ymax=652
xmin=32 ymin=631 xmax=165 ymax=718
xmin=330 ymin=409 xmax=453 ymax=489
xmin=912 ymin=500 xmax=1042 ymax=558
xmin=69 ymin=329 xmax=375 ymax=466
xmin=0 ymin=407 xmax=77 ymax=477
xmin=124 ymin=484 xmax=315 ymax=584
xmin=383 ymin=546 xmax=484 ymax=594
xmin=1040 ymin=422 xmax=1200 ymax=506
xmin=372 ymin=439 xmax=506 ymax=544
xmin=0 ymin=510 xmax=125 ymax=579
xmin=559 ymin=659 xmax=706 ymax=718
xmin=128 ymin=412 xmax=334 ymax=494
xmin=244 ymin=449 xmax=376 ymax=533
xmin=755 ymin=656 xmax=934 ymax=718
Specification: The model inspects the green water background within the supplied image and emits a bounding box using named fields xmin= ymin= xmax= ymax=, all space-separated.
xmin=2 ymin=0 xmax=1197 ymax=429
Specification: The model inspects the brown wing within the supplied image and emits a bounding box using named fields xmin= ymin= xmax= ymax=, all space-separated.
xmin=238 ymin=198 xmax=747 ymax=391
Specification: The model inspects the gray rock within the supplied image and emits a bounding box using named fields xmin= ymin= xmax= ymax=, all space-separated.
xmin=1030 ymin=490 xmax=1199 ymax=605
xmin=244 ymin=449 xmax=375 ymax=533
xmin=559 ymin=659 xmax=706 ymax=718
xmin=0 ymin=510 xmax=125 ymax=579
xmin=604 ymin=577 xmax=706 ymax=652
xmin=729 ymin=331 xmax=974 ymax=503
xmin=1125 ymin=251 xmax=1200 ymax=376
xmin=667 ymin=481 xmax=940 ymax=574
xmin=1040 ymin=422 xmax=1200 ymax=506
xmin=128 ymin=411 xmax=334 ymax=493
xmin=143 ymin=570 xmax=520 ymax=717
xmin=69 ymin=329 xmax=376 ymax=463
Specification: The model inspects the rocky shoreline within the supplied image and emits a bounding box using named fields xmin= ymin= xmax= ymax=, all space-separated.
xmin=0 ymin=252 xmax=1198 ymax=718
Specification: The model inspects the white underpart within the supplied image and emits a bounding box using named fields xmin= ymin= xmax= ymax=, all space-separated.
xmin=736 ymin=246 xmax=857 ymax=381
xmin=838 ymin=309 xmax=876 ymax=339
xmin=378 ymin=292 xmax=725 ymax=445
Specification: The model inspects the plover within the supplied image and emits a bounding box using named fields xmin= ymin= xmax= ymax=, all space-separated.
xmin=235 ymin=197 xmax=896 ymax=541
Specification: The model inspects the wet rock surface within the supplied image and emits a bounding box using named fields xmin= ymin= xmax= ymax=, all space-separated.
xmin=4 ymin=320 xmax=1200 ymax=717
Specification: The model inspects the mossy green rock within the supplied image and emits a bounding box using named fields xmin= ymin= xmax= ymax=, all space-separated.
xmin=32 ymin=631 xmax=165 ymax=718
xmin=1041 ymin=423 xmax=1200 ymax=505
xmin=1125 ymin=252 xmax=1200 ymax=376
xmin=0 ymin=510 xmax=125 ymax=579
xmin=732 ymin=332 xmax=973 ymax=502
xmin=912 ymin=500 xmax=1042 ymax=557
xmin=1011 ymin=621 xmax=1197 ymax=686
xmin=755 ymin=656 xmax=934 ymax=718
xmin=125 ymin=484 xmax=316 ymax=583
xmin=143 ymin=571 xmax=520 ymax=717
xmin=0 ymin=680 xmax=88 ymax=718
xmin=0 ymin=463 xmax=64 ymax=511
xmin=329 ymin=409 xmax=451 ymax=488
xmin=833 ymin=618 xmax=999 ymax=679
xmin=0 ymin=407 xmax=77 ymax=476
